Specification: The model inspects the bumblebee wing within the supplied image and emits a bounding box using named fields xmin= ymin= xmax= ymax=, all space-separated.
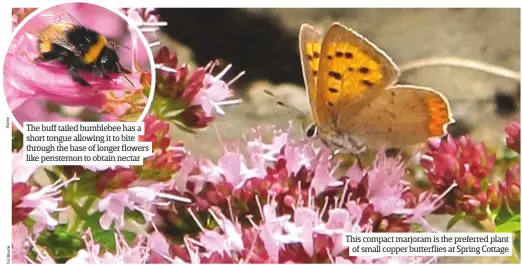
xmin=36 ymin=7 xmax=82 ymax=56
xmin=39 ymin=6 xmax=81 ymax=27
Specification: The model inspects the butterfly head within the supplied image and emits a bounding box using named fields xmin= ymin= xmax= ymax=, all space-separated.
xmin=300 ymin=114 xmax=319 ymax=138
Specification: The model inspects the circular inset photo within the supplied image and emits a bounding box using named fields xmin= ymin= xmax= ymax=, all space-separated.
xmin=4 ymin=3 xmax=155 ymax=129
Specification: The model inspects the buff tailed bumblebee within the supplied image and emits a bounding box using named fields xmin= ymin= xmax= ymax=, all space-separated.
xmin=33 ymin=7 xmax=133 ymax=87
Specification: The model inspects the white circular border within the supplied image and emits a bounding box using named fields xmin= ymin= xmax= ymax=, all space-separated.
xmin=2 ymin=0 xmax=157 ymax=135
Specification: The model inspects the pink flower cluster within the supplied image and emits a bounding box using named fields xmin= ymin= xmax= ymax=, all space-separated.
xmin=421 ymin=121 xmax=520 ymax=220
xmin=151 ymin=47 xmax=243 ymax=129
xmin=143 ymin=124 xmax=449 ymax=264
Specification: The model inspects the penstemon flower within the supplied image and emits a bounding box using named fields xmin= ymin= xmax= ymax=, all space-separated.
xmin=7 ymin=5 xmax=156 ymax=124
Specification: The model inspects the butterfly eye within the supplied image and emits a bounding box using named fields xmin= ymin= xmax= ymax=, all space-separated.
xmin=306 ymin=124 xmax=318 ymax=138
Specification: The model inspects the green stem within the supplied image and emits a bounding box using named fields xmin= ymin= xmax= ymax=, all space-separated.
xmin=82 ymin=197 xmax=96 ymax=213
xmin=69 ymin=216 xmax=82 ymax=233
xmin=68 ymin=197 xmax=95 ymax=232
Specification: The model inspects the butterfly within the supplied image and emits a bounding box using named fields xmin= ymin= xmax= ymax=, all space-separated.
xmin=298 ymin=22 xmax=454 ymax=155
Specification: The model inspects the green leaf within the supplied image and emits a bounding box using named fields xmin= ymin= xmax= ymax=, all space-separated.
xmin=172 ymin=120 xmax=197 ymax=134
xmin=84 ymin=211 xmax=137 ymax=252
xmin=447 ymin=211 xmax=465 ymax=231
xmin=36 ymin=224 xmax=84 ymax=262
xmin=515 ymin=231 xmax=521 ymax=260
xmin=12 ymin=130 xmax=24 ymax=151
xmin=507 ymin=214 xmax=521 ymax=223
xmin=120 ymin=112 xmax=141 ymax=122
xmin=164 ymin=108 xmax=187 ymax=119
xmin=66 ymin=170 xmax=98 ymax=200
xmin=495 ymin=208 xmax=519 ymax=226
xmin=480 ymin=178 xmax=489 ymax=192
xmin=91 ymin=229 xmax=136 ymax=253
xmin=495 ymin=222 xmax=521 ymax=233
xmin=503 ymin=147 xmax=520 ymax=161
xmin=126 ymin=209 xmax=146 ymax=224
xmin=44 ymin=168 xmax=60 ymax=183
xmin=410 ymin=223 xmax=425 ymax=232
xmin=162 ymin=100 xmax=186 ymax=117
xmin=143 ymin=85 xmax=151 ymax=97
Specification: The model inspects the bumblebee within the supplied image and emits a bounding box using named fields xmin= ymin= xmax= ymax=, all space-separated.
xmin=34 ymin=7 xmax=133 ymax=87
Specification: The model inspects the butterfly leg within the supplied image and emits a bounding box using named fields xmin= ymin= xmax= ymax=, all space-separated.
xmin=328 ymin=148 xmax=341 ymax=160
xmin=355 ymin=154 xmax=364 ymax=170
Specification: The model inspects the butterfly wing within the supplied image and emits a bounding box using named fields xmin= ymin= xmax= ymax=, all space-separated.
xmin=337 ymin=85 xmax=454 ymax=149
xmin=314 ymin=23 xmax=399 ymax=128
xmin=298 ymin=23 xmax=323 ymax=124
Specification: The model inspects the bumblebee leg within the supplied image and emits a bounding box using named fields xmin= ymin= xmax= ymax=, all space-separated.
xmin=67 ymin=67 xmax=90 ymax=87
xmin=91 ymin=67 xmax=104 ymax=78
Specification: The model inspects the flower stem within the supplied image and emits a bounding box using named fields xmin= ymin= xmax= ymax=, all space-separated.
xmin=480 ymin=218 xmax=496 ymax=232
xmin=399 ymin=57 xmax=520 ymax=81
xmin=68 ymin=198 xmax=95 ymax=232
xmin=82 ymin=196 xmax=96 ymax=213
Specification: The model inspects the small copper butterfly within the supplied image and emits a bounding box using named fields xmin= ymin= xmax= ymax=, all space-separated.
xmin=299 ymin=22 xmax=455 ymax=154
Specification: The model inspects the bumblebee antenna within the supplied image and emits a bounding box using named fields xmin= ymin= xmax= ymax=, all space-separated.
xmin=122 ymin=73 xmax=135 ymax=87
xmin=263 ymin=89 xmax=307 ymax=118
xmin=109 ymin=41 xmax=131 ymax=51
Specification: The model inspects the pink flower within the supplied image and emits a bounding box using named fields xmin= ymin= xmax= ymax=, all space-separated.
xmin=293 ymin=207 xmax=321 ymax=257
xmin=18 ymin=177 xmax=78 ymax=233
xmin=12 ymin=98 xmax=81 ymax=125
xmin=421 ymin=135 xmax=496 ymax=219
xmin=12 ymin=8 xmax=37 ymax=30
xmin=310 ymin=152 xmax=343 ymax=195
xmin=27 ymin=237 xmax=56 ymax=264
xmin=98 ymin=183 xmax=190 ymax=229
xmin=209 ymin=209 xmax=245 ymax=253
xmin=5 ymin=32 xmax=119 ymax=112
xmin=12 ymin=150 xmax=40 ymax=183
xmin=365 ymin=150 xmax=407 ymax=216
xmin=257 ymin=197 xmax=303 ymax=262
xmin=12 ymin=182 xmax=32 ymax=224
xmin=505 ymin=121 xmax=520 ymax=153
xmin=499 ymin=164 xmax=520 ymax=213
xmin=5 ymin=4 xmax=146 ymax=123
xmin=401 ymin=183 xmax=457 ymax=232
xmin=190 ymin=64 xmax=243 ymax=117
xmin=218 ymin=149 xmax=259 ymax=190
xmin=67 ymin=228 xmax=150 ymax=264
xmin=12 ymin=224 xmax=29 ymax=263
xmin=120 ymin=8 xmax=162 ymax=70
xmin=148 ymin=231 xmax=171 ymax=257
xmin=321 ymin=206 xmax=365 ymax=255
xmin=284 ymin=142 xmax=320 ymax=176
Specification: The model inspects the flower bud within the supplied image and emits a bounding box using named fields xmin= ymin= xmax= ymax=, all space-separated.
xmin=505 ymin=121 xmax=520 ymax=153
xmin=486 ymin=184 xmax=501 ymax=210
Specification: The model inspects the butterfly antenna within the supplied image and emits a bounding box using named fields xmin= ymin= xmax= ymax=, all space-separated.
xmin=263 ymin=89 xmax=307 ymax=118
